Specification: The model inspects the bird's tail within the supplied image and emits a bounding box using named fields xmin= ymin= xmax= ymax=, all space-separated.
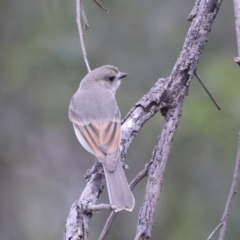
xmin=102 ymin=159 xmax=135 ymax=212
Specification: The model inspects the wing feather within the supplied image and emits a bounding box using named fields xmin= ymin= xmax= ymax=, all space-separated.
xmin=73 ymin=123 xmax=104 ymax=157
xmin=69 ymin=91 xmax=121 ymax=171
xmin=72 ymin=120 xmax=121 ymax=171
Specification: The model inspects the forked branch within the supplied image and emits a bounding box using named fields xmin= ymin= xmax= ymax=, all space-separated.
xmin=64 ymin=0 xmax=224 ymax=239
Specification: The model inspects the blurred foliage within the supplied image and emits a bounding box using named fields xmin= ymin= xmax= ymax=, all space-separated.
xmin=0 ymin=0 xmax=240 ymax=239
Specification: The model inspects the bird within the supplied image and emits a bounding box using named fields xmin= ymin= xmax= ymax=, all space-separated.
xmin=69 ymin=65 xmax=135 ymax=212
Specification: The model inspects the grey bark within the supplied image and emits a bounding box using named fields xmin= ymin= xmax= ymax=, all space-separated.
xmin=134 ymin=96 xmax=185 ymax=240
xmin=64 ymin=0 xmax=223 ymax=239
xmin=134 ymin=1 xmax=223 ymax=239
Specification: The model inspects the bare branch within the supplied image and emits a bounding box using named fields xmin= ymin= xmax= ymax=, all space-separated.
xmin=93 ymin=0 xmax=110 ymax=12
xmin=81 ymin=3 xmax=89 ymax=30
xmin=206 ymin=2 xmax=240 ymax=239
xmin=64 ymin=0 xmax=224 ymax=239
xmin=99 ymin=163 xmax=150 ymax=240
xmin=76 ymin=0 xmax=91 ymax=72
xmin=130 ymin=163 xmax=151 ymax=189
xmin=234 ymin=0 xmax=240 ymax=65
xmin=64 ymin=162 xmax=105 ymax=240
xmin=235 ymin=56 xmax=240 ymax=65
xmin=98 ymin=212 xmax=116 ymax=240
xmin=64 ymin=202 xmax=115 ymax=240
xmin=207 ymin=222 xmax=223 ymax=240
xmin=135 ymin=89 xmax=185 ymax=240
xmin=82 ymin=204 xmax=117 ymax=212
xmin=134 ymin=0 xmax=224 ymax=238
xmin=187 ymin=0 xmax=201 ymax=21
xmin=218 ymin=135 xmax=240 ymax=237
xmin=206 ymin=132 xmax=240 ymax=240
xmin=194 ymin=71 xmax=221 ymax=110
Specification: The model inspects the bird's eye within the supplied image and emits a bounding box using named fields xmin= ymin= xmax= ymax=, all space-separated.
xmin=108 ymin=75 xmax=115 ymax=82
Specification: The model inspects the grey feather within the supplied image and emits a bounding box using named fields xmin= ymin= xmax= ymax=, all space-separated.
xmin=102 ymin=159 xmax=135 ymax=211
xmin=68 ymin=65 xmax=135 ymax=211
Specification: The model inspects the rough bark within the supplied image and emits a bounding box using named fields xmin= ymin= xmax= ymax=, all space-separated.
xmin=135 ymin=0 xmax=223 ymax=239
xmin=134 ymin=94 xmax=185 ymax=240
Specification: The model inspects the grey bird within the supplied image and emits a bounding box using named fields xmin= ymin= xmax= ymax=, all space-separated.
xmin=69 ymin=65 xmax=135 ymax=211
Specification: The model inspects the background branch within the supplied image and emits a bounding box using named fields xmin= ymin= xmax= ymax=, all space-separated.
xmin=93 ymin=0 xmax=109 ymax=12
xmin=234 ymin=0 xmax=240 ymax=65
xmin=76 ymin=0 xmax=91 ymax=72
xmin=206 ymin=1 xmax=240 ymax=239
xmin=218 ymin=133 xmax=240 ymax=239
xmin=194 ymin=71 xmax=221 ymax=110
xmin=207 ymin=132 xmax=240 ymax=240
xmin=207 ymin=222 xmax=223 ymax=240
xmin=64 ymin=0 xmax=224 ymax=239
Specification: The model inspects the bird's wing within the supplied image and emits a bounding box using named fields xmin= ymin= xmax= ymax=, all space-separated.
xmin=69 ymin=90 xmax=121 ymax=171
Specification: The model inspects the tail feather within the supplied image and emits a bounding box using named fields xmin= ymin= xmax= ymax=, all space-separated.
xmin=102 ymin=160 xmax=135 ymax=212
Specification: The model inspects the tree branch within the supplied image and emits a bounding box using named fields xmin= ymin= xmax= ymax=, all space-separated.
xmin=98 ymin=163 xmax=151 ymax=240
xmin=194 ymin=70 xmax=221 ymax=110
xmin=93 ymin=0 xmax=110 ymax=12
xmin=76 ymin=0 xmax=91 ymax=72
xmin=206 ymin=2 xmax=240 ymax=239
xmin=206 ymin=132 xmax=240 ymax=240
xmin=135 ymin=90 xmax=185 ymax=240
xmin=64 ymin=0 xmax=223 ymax=239
xmin=234 ymin=0 xmax=240 ymax=65
xmin=218 ymin=135 xmax=240 ymax=237
xmin=207 ymin=222 xmax=223 ymax=240
xmin=135 ymin=0 xmax=223 ymax=238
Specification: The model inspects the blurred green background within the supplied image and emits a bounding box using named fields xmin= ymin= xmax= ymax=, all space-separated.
xmin=1 ymin=0 xmax=240 ymax=239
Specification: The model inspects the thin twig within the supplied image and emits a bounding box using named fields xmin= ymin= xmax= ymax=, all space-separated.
xmin=209 ymin=3 xmax=240 ymax=239
xmin=98 ymin=212 xmax=116 ymax=240
xmin=94 ymin=0 xmax=110 ymax=12
xmin=187 ymin=0 xmax=201 ymax=21
xmin=206 ymin=132 xmax=240 ymax=240
xmin=234 ymin=57 xmax=240 ymax=65
xmin=76 ymin=0 xmax=91 ymax=72
xmin=207 ymin=222 xmax=223 ymax=240
xmin=218 ymin=133 xmax=240 ymax=239
xmin=81 ymin=3 xmax=89 ymax=30
xmin=234 ymin=0 xmax=240 ymax=65
xmin=81 ymin=203 xmax=117 ymax=212
xmin=130 ymin=163 xmax=151 ymax=189
xmin=194 ymin=71 xmax=221 ymax=110
xmin=98 ymin=164 xmax=150 ymax=240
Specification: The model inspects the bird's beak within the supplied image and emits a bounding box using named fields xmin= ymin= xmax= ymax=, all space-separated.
xmin=118 ymin=72 xmax=128 ymax=79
